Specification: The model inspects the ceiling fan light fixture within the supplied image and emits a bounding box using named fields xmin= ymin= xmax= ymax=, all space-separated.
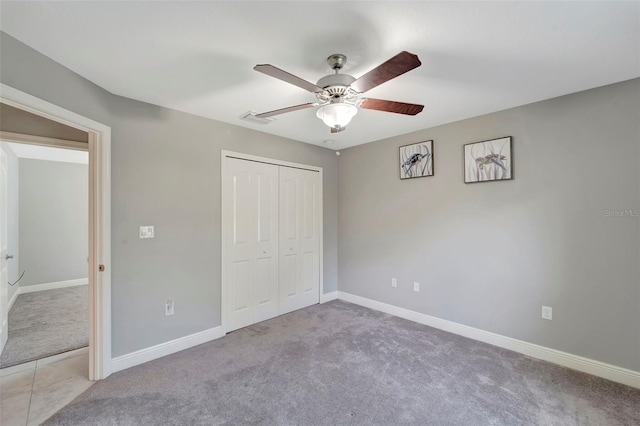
xmin=253 ymin=51 xmax=424 ymax=133
xmin=316 ymin=103 xmax=357 ymax=129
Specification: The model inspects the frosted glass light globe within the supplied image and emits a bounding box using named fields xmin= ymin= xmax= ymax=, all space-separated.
xmin=316 ymin=103 xmax=357 ymax=128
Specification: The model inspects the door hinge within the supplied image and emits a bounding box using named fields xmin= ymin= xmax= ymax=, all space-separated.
xmin=99 ymin=264 xmax=105 ymax=272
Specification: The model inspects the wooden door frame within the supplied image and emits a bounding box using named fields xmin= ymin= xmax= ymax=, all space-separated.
xmin=0 ymin=84 xmax=111 ymax=380
xmin=0 ymin=147 xmax=7 ymax=354
xmin=220 ymin=150 xmax=324 ymax=334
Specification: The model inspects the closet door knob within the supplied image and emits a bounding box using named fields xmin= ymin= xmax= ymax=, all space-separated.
xmin=5 ymin=255 xmax=13 ymax=260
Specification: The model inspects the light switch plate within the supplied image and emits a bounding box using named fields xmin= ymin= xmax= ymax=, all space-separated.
xmin=541 ymin=306 xmax=553 ymax=320
xmin=139 ymin=226 xmax=154 ymax=239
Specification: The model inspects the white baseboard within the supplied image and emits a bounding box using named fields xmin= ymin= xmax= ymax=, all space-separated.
xmin=19 ymin=278 xmax=88 ymax=294
xmin=337 ymin=291 xmax=640 ymax=389
xmin=320 ymin=291 xmax=338 ymax=303
xmin=111 ymin=326 xmax=224 ymax=374
xmin=7 ymin=287 xmax=20 ymax=312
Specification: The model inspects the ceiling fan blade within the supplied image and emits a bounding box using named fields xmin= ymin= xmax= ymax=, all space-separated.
xmin=330 ymin=126 xmax=346 ymax=134
xmin=350 ymin=51 xmax=421 ymax=93
xmin=254 ymin=64 xmax=323 ymax=93
xmin=255 ymin=103 xmax=317 ymax=118
xmin=360 ymin=98 xmax=424 ymax=116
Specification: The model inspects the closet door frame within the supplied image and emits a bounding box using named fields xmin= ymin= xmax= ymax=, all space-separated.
xmin=221 ymin=150 xmax=323 ymax=334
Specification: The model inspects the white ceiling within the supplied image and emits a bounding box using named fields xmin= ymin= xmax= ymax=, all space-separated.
xmin=5 ymin=142 xmax=88 ymax=165
xmin=1 ymin=1 xmax=638 ymax=149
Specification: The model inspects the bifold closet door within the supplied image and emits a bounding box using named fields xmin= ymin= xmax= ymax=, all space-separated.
xmin=222 ymin=158 xmax=279 ymax=333
xmin=279 ymin=166 xmax=320 ymax=315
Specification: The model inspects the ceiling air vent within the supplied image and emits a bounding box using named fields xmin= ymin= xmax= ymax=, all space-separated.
xmin=240 ymin=111 xmax=276 ymax=125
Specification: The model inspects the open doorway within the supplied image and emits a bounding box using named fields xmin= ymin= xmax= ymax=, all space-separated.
xmin=0 ymin=109 xmax=96 ymax=423
xmin=0 ymin=136 xmax=89 ymax=369
xmin=0 ymin=84 xmax=111 ymax=382
xmin=0 ymin=88 xmax=110 ymax=423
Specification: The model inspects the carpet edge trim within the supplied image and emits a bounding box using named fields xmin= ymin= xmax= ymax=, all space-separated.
xmin=337 ymin=291 xmax=640 ymax=389
xmin=111 ymin=326 xmax=223 ymax=373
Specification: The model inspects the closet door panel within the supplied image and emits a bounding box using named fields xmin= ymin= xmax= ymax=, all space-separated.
xmin=253 ymin=167 xmax=279 ymax=323
xmin=302 ymin=252 xmax=316 ymax=293
xmin=279 ymin=167 xmax=320 ymax=315
xmin=283 ymin=252 xmax=298 ymax=298
xmin=232 ymin=172 xmax=252 ymax=246
xmin=223 ymin=158 xmax=278 ymax=332
xmin=283 ymin=177 xmax=298 ymax=241
xmin=232 ymin=260 xmax=251 ymax=312
xmin=224 ymin=162 xmax=254 ymax=331
xmin=300 ymin=172 xmax=320 ymax=300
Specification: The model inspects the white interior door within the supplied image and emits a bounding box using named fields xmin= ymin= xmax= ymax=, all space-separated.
xmin=0 ymin=147 xmax=8 ymax=353
xmin=279 ymin=167 xmax=320 ymax=315
xmin=222 ymin=158 xmax=279 ymax=332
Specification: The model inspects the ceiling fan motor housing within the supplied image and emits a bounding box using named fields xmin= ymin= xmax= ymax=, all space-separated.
xmin=316 ymin=73 xmax=356 ymax=89
xmin=316 ymin=73 xmax=358 ymax=103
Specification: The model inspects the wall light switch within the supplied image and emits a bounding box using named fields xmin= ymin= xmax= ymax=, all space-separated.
xmin=413 ymin=282 xmax=420 ymax=292
xmin=391 ymin=278 xmax=397 ymax=288
xmin=541 ymin=306 xmax=553 ymax=320
xmin=139 ymin=226 xmax=154 ymax=239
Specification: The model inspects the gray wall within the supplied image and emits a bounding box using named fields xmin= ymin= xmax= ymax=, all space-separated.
xmin=338 ymin=79 xmax=640 ymax=372
xmin=19 ymin=159 xmax=88 ymax=286
xmin=1 ymin=32 xmax=338 ymax=357
xmin=1 ymin=142 xmax=20 ymax=305
xmin=109 ymin=96 xmax=338 ymax=355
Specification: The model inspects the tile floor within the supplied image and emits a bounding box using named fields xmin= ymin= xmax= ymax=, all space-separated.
xmin=0 ymin=349 xmax=92 ymax=426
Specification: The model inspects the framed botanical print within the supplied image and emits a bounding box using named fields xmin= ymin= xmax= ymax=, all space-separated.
xmin=464 ymin=136 xmax=513 ymax=183
xmin=399 ymin=140 xmax=433 ymax=179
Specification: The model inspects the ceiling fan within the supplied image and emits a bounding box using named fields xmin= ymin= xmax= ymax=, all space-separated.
xmin=252 ymin=51 xmax=424 ymax=133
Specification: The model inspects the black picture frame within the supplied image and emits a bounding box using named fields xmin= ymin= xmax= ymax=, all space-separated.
xmin=399 ymin=140 xmax=434 ymax=180
xmin=463 ymin=136 xmax=513 ymax=184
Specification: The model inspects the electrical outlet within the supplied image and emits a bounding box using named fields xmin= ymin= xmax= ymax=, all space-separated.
xmin=413 ymin=282 xmax=420 ymax=292
xmin=166 ymin=298 xmax=174 ymax=316
xmin=541 ymin=306 xmax=552 ymax=320
xmin=391 ymin=278 xmax=397 ymax=288
xmin=139 ymin=226 xmax=154 ymax=239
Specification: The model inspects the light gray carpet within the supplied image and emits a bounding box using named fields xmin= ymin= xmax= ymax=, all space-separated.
xmin=0 ymin=286 xmax=89 ymax=368
xmin=46 ymin=300 xmax=638 ymax=425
